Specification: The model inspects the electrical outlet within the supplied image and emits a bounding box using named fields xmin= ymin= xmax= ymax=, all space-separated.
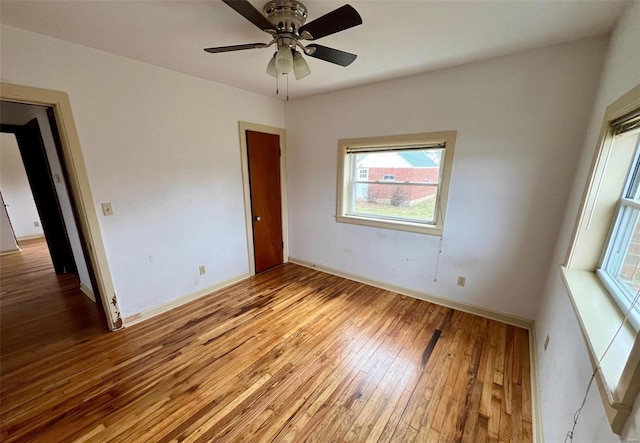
xmin=101 ymin=202 xmax=113 ymax=216
xmin=34 ymin=221 xmax=40 ymax=227
xmin=544 ymin=334 xmax=550 ymax=351
xmin=457 ymin=276 xmax=466 ymax=287
xmin=199 ymin=265 xmax=206 ymax=275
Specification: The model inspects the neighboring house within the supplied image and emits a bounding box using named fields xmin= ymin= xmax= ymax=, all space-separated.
xmin=356 ymin=151 xmax=440 ymax=206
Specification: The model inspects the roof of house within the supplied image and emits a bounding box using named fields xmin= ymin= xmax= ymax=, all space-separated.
xmin=398 ymin=151 xmax=439 ymax=168
xmin=357 ymin=151 xmax=441 ymax=168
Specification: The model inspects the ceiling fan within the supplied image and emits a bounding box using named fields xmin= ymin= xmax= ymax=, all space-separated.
xmin=205 ymin=0 xmax=363 ymax=80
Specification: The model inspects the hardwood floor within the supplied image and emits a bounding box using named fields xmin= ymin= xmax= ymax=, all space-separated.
xmin=0 ymin=238 xmax=106 ymax=374
xmin=0 ymin=257 xmax=533 ymax=442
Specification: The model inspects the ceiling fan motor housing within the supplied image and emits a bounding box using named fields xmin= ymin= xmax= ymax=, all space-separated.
xmin=263 ymin=0 xmax=308 ymax=34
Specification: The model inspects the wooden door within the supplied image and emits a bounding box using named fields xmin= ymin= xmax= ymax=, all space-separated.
xmin=246 ymin=130 xmax=283 ymax=273
xmin=3 ymin=119 xmax=77 ymax=274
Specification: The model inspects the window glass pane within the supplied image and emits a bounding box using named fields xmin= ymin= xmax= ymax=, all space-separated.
xmin=352 ymin=149 xmax=442 ymax=184
xmin=348 ymin=148 xmax=442 ymax=225
xmin=349 ymin=183 xmax=436 ymax=224
xmin=622 ymin=132 xmax=640 ymax=200
xmin=601 ymin=205 xmax=640 ymax=329
xmin=611 ymin=206 xmax=640 ymax=294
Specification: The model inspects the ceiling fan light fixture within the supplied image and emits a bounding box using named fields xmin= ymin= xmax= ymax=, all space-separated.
xmin=293 ymin=51 xmax=311 ymax=79
xmin=210 ymin=0 xmax=363 ymax=87
xmin=266 ymin=54 xmax=278 ymax=77
xmin=275 ymin=44 xmax=293 ymax=73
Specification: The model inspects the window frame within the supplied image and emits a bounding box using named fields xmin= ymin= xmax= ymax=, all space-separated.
xmin=562 ymin=84 xmax=640 ymax=434
xmin=336 ymin=131 xmax=456 ymax=236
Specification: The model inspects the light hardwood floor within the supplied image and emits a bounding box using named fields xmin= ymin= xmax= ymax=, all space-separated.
xmin=0 ymin=238 xmax=106 ymax=373
xmin=1 ymin=243 xmax=532 ymax=442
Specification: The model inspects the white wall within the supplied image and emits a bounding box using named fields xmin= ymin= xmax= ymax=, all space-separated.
xmin=0 ymin=104 xmax=94 ymax=294
xmin=0 ymin=192 xmax=19 ymax=253
xmin=535 ymin=3 xmax=640 ymax=441
xmin=0 ymin=133 xmax=44 ymax=239
xmin=1 ymin=25 xmax=285 ymax=318
xmin=285 ymin=37 xmax=607 ymax=320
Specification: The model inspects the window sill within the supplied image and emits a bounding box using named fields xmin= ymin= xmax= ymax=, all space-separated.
xmin=560 ymin=266 xmax=638 ymax=433
xmin=336 ymin=214 xmax=442 ymax=236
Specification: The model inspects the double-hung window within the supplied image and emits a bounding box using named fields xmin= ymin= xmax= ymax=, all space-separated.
xmin=336 ymin=131 xmax=456 ymax=235
xmin=562 ymin=85 xmax=640 ymax=434
xmin=597 ymin=113 xmax=640 ymax=330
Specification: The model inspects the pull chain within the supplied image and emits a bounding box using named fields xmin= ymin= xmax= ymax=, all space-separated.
xmin=434 ymin=236 xmax=443 ymax=282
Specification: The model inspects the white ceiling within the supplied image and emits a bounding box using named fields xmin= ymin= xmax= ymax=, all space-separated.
xmin=0 ymin=1 xmax=630 ymax=99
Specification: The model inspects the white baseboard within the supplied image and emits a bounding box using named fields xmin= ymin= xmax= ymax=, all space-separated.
xmin=16 ymin=234 xmax=45 ymax=241
xmin=288 ymin=257 xmax=533 ymax=330
xmin=123 ymin=272 xmax=250 ymax=327
xmin=80 ymin=282 xmax=96 ymax=302
xmin=529 ymin=322 xmax=544 ymax=443
xmin=0 ymin=247 xmax=21 ymax=256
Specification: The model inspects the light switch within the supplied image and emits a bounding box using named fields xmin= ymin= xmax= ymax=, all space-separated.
xmin=102 ymin=202 xmax=113 ymax=216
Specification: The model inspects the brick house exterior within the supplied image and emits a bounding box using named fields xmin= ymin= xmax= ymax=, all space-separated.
xmin=355 ymin=151 xmax=440 ymax=206
xmin=620 ymin=217 xmax=640 ymax=290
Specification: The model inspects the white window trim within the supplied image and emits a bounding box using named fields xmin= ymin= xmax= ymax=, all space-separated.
xmin=563 ymin=84 xmax=640 ymax=434
xmin=336 ymin=131 xmax=456 ymax=236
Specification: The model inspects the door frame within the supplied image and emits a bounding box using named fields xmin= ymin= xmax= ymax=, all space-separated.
xmin=1 ymin=82 xmax=122 ymax=330
xmin=238 ymin=122 xmax=288 ymax=276
xmin=1 ymin=121 xmax=78 ymax=275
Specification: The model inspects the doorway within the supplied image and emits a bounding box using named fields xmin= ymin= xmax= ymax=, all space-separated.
xmin=0 ymin=103 xmax=109 ymax=366
xmin=0 ymin=82 xmax=122 ymax=330
xmin=239 ymin=122 xmax=288 ymax=275
xmin=1 ymin=120 xmax=78 ymax=275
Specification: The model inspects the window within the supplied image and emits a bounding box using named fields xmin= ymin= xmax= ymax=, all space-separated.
xmin=336 ymin=131 xmax=456 ymax=235
xmin=562 ymin=84 xmax=640 ymax=434
xmin=598 ymin=127 xmax=640 ymax=331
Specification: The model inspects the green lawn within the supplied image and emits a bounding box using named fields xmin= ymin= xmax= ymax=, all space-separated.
xmin=354 ymin=198 xmax=435 ymax=222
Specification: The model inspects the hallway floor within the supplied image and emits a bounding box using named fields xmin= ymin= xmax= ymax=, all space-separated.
xmin=0 ymin=237 xmax=107 ymax=375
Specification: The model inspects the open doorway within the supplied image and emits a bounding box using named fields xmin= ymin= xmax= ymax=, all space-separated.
xmin=1 ymin=83 xmax=122 ymax=331
xmin=0 ymin=101 xmax=107 ymax=368
xmin=1 ymin=120 xmax=78 ymax=275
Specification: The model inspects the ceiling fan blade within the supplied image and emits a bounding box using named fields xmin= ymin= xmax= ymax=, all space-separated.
xmin=305 ymin=44 xmax=357 ymax=67
xmin=299 ymin=5 xmax=362 ymax=40
xmin=222 ymin=0 xmax=276 ymax=32
xmin=204 ymin=43 xmax=269 ymax=53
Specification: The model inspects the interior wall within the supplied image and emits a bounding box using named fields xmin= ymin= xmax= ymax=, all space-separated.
xmin=0 ymin=194 xmax=19 ymax=253
xmin=0 ymin=25 xmax=285 ymax=318
xmin=535 ymin=2 xmax=640 ymax=441
xmin=0 ymin=133 xmax=44 ymax=239
xmin=285 ymin=36 xmax=607 ymax=320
